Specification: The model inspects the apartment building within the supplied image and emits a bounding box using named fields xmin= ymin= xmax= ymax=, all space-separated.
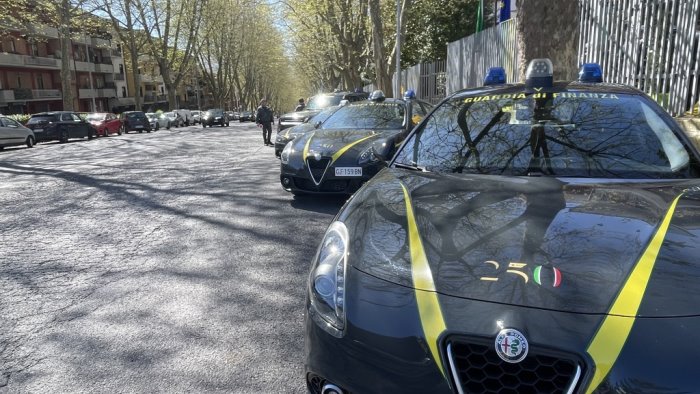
xmin=0 ymin=26 xmax=135 ymax=115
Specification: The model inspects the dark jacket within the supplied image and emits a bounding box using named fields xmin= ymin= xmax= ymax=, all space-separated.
xmin=256 ymin=106 xmax=273 ymax=124
xmin=295 ymin=103 xmax=306 ymax=111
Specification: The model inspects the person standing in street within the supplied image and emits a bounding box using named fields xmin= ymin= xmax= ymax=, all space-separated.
xmin=256 ymin=98 xmax=274 ymax=146
xmin=294 ymin=98 xmax=306 ymax=112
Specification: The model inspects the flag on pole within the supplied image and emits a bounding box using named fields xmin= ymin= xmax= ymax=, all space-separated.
xmin=476 ymin=0 xmax=484 ymax=33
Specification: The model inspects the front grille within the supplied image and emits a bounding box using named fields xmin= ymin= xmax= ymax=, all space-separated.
xmin=306 ymin=157 xmax=331 ymax=184
xmin=447 ymin=338 xmax=582 ymax=394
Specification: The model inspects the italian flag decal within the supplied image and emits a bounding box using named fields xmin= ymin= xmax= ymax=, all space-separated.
xmin=533 ymin=266 xmax=562 ymax=287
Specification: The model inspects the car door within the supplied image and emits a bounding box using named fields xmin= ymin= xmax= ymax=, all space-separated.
xmin=0 ymin=117 xmax=21 ymax=146
xmin=106 ymin=114 xmax=119 ymax=133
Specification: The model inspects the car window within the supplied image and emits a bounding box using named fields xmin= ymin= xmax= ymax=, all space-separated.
xmin=61 ymin=113 xmax=72 ymax=121
xmin=71 ymin=114 xmax=82 ymax=121
xmin=395 ymin=92 xmax=694 ymax=179
xmin=322 ymin=102 xmax=405 ymax=130
xmin=86 ymin=113 xmax=106 ymax=121
xmin=306 ymin=95 xmax=343 ymax=110
xmin=1 ymin=117 xmax=20 ymax=127
xmin=27 ymin=115 xmax=57 ymax=124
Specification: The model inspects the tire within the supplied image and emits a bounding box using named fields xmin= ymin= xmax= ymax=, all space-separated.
xmin=155 ymin=123 xmax=159 ymax=131
xmin=139 ymin=130 xmax=143 ymax=133
xmin=167 ymin=122 xmax=171 ymax=130
xmin=102 ymin=128 xmax=108 ymax=137
xmin=226 ymin=122 xmax=230 ymax=127
xmin=59 ymin=128 xmax=69 ymax=143
xmin=26 ymin=136 xmax=34 ymax=148
xmin=87 ymin=127 xmax=96 ymax=140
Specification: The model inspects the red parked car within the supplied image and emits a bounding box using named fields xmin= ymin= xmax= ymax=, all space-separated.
xmin=86 ymin=113 xmax=122 ymax=137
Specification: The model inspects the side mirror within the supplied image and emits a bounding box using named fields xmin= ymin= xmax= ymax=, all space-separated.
xmin=314 ymin=121 xmax=322 ymax=129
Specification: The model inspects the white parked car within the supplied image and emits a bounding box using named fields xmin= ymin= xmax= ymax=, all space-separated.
xmin=146 ymin=112 xmax=171 ymax=130
xmin=164 ymin=111 xmax=184 ymax=127
xmin=173 ymin=109 xmax=193 ymax=125
xmin=191 ymin=110 xmax=202 ymax=124
xmin=0 ymin=116 xmax=35 ymax=149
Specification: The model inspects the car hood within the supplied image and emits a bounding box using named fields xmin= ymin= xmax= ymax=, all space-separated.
xmin=280 ymin=109 xmax=319 ymax=122
xmin=343 ymin=169 xmax=700 ymax=316
xmin=292 ymin=129 xmax=399 ymax=160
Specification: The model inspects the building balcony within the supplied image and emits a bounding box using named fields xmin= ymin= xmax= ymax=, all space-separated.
xmin=97 ymin=88 xmax=117 ymax=98
xmin=73 ymin=61 xmax=95 ymax=72
xmin=111 ymin=49 xmax=122 ymax=57
xmin=32 ymin=89 xmax=61 ymax=99
xmin=91 ymin=37 xmax=111 ymax=48
xmin=79 ymin=89 xmax=97 ymax=99
xmin=143 ymin=94 xmax=156 ymax=102
xmin=0 ymin=90 xmax=15 ymax=103
xmin=114 ymin=73 xmax=125 ymax=81
xmin=0 ymin=52 xmax=60 ymax=69
xmin=94 ymin=63 xmax=114 ymax=73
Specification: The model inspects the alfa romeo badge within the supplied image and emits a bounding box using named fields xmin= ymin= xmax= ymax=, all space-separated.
xmin=495 ymin=328 xmax=529 ymax=363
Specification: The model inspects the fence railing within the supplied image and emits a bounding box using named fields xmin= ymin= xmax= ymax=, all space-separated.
xmin=579 ymin=0 xmax=700 ymax=116
xmin=446 ymin=19 xmax=519 ymax=94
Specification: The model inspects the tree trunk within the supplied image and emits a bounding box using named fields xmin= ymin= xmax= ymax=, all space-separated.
xmin=368 ymin=0 xmax=392 ymax=96
xmin=517 ymin=0 xmax=579 ymax=81
xmin=59 ymin=0 xmax=74 ymax=111
xmin=128 ymin=40 xmax=142 ymax=111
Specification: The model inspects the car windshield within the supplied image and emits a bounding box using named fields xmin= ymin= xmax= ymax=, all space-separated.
xmin=126 ymin=113 xmax=145 ymax=119
xmin=27 ymin=115 xmax=57 ymax=124
xmin=394 ymin=91 xmax=695 ymax=179
xmin=321 ymin=102 xmax=405 ymax=130
xmin=146 ymin=113 xmax=157 ymax=119
xmin=208 ymin=109 xmax=223 ymax=115
xmin=306 ymin=95 xmax=343 ymax=110
xmin=311 ymin=106 xmax=339 ymax=124
xmin=86 ymin=113 xmax=106 ymax=121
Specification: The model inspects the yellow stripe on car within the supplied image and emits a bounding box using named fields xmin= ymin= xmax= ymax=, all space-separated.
xmin=585 ymin=194 xmax=682 ymax=393
xmin=331 ymin=135 xmax=375 ymax=163
xmin=303 ymin=133 xmax=314 ymax=159
xmin=400 ymin=182 xmax=447 ymax=378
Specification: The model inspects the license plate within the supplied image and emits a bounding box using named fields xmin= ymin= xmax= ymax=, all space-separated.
xmin=135 ymin=125 xmax=143 ymax=128
xmin=33 ymin=128 xmax=43 ymax=132
xmin=335 ymin=167 xmax=363 ymax=177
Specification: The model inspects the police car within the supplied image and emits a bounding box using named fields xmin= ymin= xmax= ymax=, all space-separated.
xmin=279 ymin=90 xmax=432 ymax=195
xmin=304 ymin=59 xmax=700 ymax=394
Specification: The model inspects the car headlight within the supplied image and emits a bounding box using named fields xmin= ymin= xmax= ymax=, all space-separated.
xmin=280 ymin=141 xmax=293 ymax=164
xmin=358 ymin=146 xmax=381 ymax=165
xmin=308 ymin=221 xmax=348 ymax=337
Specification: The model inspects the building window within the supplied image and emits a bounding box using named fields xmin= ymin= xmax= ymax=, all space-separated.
xmin=36 ymin=74 xmax=44 ymax=89
xmin=30 ymin=42 xmax=38 ymax=56
xmin=16 ymin=74 xmax=21 ymax=88
xmin=119 ymin=64 xmax=124 ymax=74
xmin=122 ymin=86 xmax=126 ymax=97
xmin=140 ymin=87 xmax=143 ymax=96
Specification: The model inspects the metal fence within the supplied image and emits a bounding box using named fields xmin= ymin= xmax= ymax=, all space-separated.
xmin=446 ymin=19 xmax=519 ymax=94
xmin=579 ymin=0 xmax=700 ymax=116
xmin=365 ymin=60 xmax=447 ymax=104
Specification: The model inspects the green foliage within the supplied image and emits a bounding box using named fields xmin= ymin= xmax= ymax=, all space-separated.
xmin=402 ymin=0 xmax=479 ymax=64
xmin=7 ymin=114 xmax=30 ymax=124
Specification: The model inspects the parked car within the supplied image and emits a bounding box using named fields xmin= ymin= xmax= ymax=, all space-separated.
xmin=239 ymin=111 xmax=253 ymax=122
xmin=231 ymin=112 xmax=240 ymax=121
xmin=202 ymin=108 xmax=230 ymax=127
xmin=303 ymin=60 xmax=700 ymax=394
xmin=274 ymin=105 xmax=341 ymax=157
xmin=26 ymin=111 xmax=97 ymax=142
xmin=280 ymin=90 xmax=431 ymax=195
xmin=191 ymin=110 xmax=202 ymax=124
xmin=0 ymin=115 xmax=35 ymax=149
xmin=119 ymin=111 xmax=152 ymax=133
xmin=146 ymin=112 xmax=170 ymax=130
xmin=164 ymin=111 xmax=185 ymax=128
xmin=278 ymin=91 xmax=367 ymax=132
xmin=173 ymin=109 xmax=193 ymax=125
xmin=86 ymin=112 xmax=122 ymax=136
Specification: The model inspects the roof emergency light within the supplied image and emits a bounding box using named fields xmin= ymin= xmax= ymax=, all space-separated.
xmin=369 ymin=90 xmax=386 ymax=102
xmin=578 ymin=63 xmax=603 ymax=83
xmin=484 ymin=67 xmax=506 ymax=85
xmin=403 ymin=89 xmax=416 ymax=100
xmin=525 ymin=58 xmax=554 ymax=87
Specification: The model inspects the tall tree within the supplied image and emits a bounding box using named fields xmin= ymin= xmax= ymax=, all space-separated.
xmin=135 ymin=0 xmax=204 ymax=108
xmin=517 ymin=0 xmax=579 ymax=80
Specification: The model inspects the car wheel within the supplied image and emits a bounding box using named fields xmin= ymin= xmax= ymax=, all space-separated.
xmin=87 ymin=128 xmax=95 ymax=140
xmin=102 ymin=128 xmax=109 ymax=137
xmin=226 ymin=122 xmax=230 ymax=126
xmin=167 ymin=122 xmax=171 ymax=130
xmin=59 ymin=128 xmax=69 ymax=143
xmin=139 ymin=130 xmax=143 ymax=133
xmin=26 ymin=136 xmax=35 ymax=148
xmin=155 ymin=123 xmax=159 ymax=131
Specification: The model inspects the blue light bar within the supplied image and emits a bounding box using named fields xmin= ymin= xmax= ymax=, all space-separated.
xmin=403 ymin=89 xmax=416 ymax=100
xmin=578 ymin=63 xmax=603 ymax=83
xmin=484 ymin=67 xmax=506 ymax=85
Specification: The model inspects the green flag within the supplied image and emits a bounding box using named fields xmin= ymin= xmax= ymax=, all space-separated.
xmin=476 ymin=0 xmax=484 ymax=32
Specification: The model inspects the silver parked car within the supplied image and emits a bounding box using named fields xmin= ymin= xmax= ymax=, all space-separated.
xmin=164 ymin=111 xmax=185 ymax=127
xmin=191 ymin=110 xmax=202 ymax=124
xmin=0 ymin=116 xmax=35 ymax=150
xmin=146 ymin=112 xmax=171 ymax=130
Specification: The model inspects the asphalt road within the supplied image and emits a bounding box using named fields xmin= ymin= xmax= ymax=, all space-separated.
xmin=0 ymin=122 xmax=345 ymax=393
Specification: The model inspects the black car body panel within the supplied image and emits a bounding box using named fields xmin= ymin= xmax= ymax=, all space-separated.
xmin=280 ymin=98 xmax=430 ymax=194
xmin=26 ymin=111 xmax=96 ymax=142
xmin=304 ymin=79 xmax=700 ymax=393
xmin=202 ymin=109 xmax=229 ymax=127
xmin=120 ymin=111 xmax=151 ymax=133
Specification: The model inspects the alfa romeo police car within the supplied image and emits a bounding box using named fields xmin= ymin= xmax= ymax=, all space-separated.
xmin=280 ymin=91 xmax=432 ymax=195
xmin=304 ymin=60 xmax=700 ymax=394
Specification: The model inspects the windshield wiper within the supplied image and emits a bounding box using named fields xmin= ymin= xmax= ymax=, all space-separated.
xmin=394 ymin=162 xmax=428 ymax=172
